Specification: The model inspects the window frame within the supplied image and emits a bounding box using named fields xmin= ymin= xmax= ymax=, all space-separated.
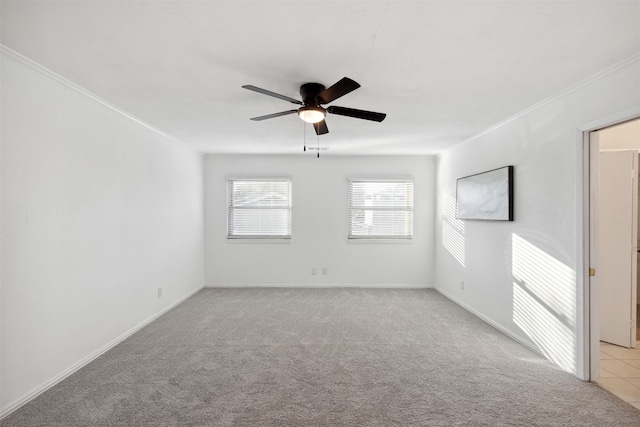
xmin=348 ymin=177 xmax=414 ymax=242
xmin=226 ymin=177 xmax=292 ymax=241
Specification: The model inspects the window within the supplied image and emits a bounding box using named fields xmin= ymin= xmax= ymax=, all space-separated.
xmin=227 ymin=178 xmax=292 ymax=239
xmin=348 ymin=179 xmax=413 ymax=239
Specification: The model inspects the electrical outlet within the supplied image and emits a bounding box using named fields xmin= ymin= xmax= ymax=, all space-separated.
xmin=322 ymin=267 xmax=328 ymax=275
xmin=311 ymin=268 xmax=317 ymax=276
xmin=157 ymin=288 xmax=163 ymax=298
xmin=460 ymin=281 xmax=464 ymax=290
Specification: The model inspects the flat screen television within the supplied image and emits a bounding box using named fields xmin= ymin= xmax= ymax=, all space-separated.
xmin=456 ymin=166 xmax=514 ymax=221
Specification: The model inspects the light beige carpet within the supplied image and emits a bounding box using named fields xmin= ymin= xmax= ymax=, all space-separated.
xmin=2 ymin=288 xmax=639 ymax=426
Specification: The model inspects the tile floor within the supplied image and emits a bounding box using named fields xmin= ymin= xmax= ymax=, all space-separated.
xmin=596 ymin=305 xmax=640 ymax=408
xmin=599 ymin=341 xmax=640 ymax=410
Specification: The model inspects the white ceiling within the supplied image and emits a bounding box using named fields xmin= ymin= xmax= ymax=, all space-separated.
xmin=2 ymin=1 xmax=639 ymax=155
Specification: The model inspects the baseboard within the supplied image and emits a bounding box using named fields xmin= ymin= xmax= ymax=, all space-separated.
xmin=434 ymin=287 xmax=544 ymax=359
xmin=205 ymin=283 xmax=433 ymax=289
xmin=0 ymin=285 xmax=203 ymax=420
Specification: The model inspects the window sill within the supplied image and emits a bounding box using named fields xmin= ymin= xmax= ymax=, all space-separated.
xmin=348 ymin=238 xmax=412 ymax=244
xmin=227 ymin=238 xmax=291 ymax=244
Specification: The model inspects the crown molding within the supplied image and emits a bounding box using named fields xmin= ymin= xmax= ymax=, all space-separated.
xmin=0 ymin=44 xmax=194 ymax=152
xmin=462 ymin=52 xmax=640 ymax=145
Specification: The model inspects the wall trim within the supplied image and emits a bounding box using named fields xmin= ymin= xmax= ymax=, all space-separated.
xmin=0 ymin=44 xmax=193 ymax=152
xmin=434 ymin=287 xmax=545 ymax=360
xmin=461 ymin=52 xmax=640 ymax=146
xmin=205 ymin=283 xmax=433 ymax=289
xmin=0 ymin=285 xmax=203 ymax=420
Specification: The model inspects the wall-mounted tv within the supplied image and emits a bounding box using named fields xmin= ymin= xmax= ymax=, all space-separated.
xmin=456 ymin=166 xmax=514 ymax=221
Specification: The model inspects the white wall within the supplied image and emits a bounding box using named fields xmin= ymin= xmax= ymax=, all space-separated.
xmin=0 ymin=53 xmax=204 ymax=414
xmin=600 ymin=118 xmax=640 ymax=149
xmin=435 ymin=56 xmax=640 ymax=377
xmin=205 ymin=155 xmax=435 ymax=286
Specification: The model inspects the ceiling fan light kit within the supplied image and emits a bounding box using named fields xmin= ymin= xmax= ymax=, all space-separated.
xmin=297 ymin=106 xmax=325 ymax=124
xmin=242 ymin=77 xmax=386 ymax=136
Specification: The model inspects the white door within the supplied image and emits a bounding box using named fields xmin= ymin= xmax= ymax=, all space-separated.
xmin=599 ymin=150 xmax=638 ymax=348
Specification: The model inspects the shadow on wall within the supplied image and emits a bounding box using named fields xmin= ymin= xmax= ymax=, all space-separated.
xmin=442 ymin=192 xmax=465 ymax=267
xmin=511 ymin=233 xmax=576 ymax=373
xmin=440 ymin=190 xmax=576 ymax=373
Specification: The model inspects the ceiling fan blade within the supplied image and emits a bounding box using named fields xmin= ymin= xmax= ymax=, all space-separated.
xmin=316 ymin=77 xmax=361 ymax=104
xmin=327 ymin=106 xmax=386 ymax=122
xmin=313 ymin=120 xmax=329 ymax=135
xmin=242 ymin=85 xmax=303 ymax=105
xmin=250 ymin=110 xmax=298 ymax=121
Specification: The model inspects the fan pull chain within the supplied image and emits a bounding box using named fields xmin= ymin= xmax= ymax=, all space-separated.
xmin=317 ymin=130 xmax=320 ymax=158
xmin=303 ymin=122 xmax=307 ymax=151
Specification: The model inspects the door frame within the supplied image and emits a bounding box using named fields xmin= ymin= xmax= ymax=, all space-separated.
xmin=580 ymin=106 xmax=640 ymax=381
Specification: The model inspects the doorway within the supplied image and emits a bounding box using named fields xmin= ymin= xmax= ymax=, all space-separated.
xmin=588 ymin=116 xmax=640 ymax=383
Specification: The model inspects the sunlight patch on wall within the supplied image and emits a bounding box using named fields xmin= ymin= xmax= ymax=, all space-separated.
xmin=512 ymin=233 xmax=576 ymax=373
xmin=442 ymin=192 xmax=465 ymax=267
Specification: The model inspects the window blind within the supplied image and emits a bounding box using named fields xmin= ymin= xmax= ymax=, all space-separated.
xmin=348 ymin=180 xmax=413 ymax=239
xmin=227 ymin=179 xmax=292 ymax=238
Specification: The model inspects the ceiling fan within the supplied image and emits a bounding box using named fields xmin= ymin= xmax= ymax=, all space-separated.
xmin=242 ymin=77 xmax=386 ymax=135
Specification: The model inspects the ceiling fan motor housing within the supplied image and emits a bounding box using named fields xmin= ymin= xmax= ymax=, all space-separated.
xmin=299 ymin=83 xmax=326 ymax=105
